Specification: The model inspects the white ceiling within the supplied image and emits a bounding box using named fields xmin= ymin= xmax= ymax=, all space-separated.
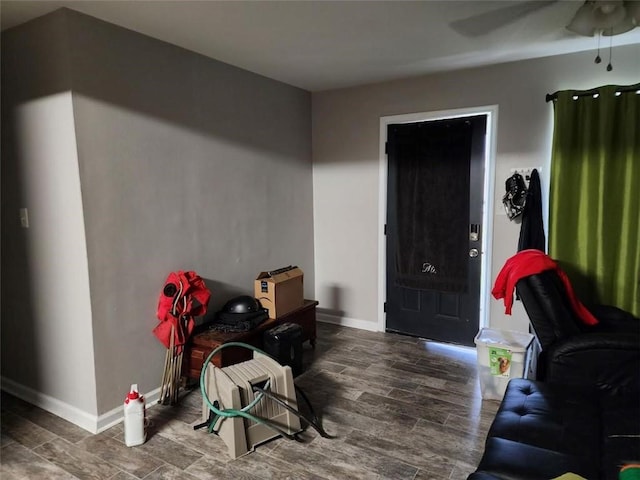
xmin=2 ymin=0 xmax=639 ymax=91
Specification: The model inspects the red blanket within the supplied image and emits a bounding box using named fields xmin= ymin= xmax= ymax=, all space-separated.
xmin=492 ymin=249 xmax=598 ymax=326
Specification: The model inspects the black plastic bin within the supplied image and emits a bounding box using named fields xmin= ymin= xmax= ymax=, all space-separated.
xmin=263 ymin=323 xmax=303 ymax=377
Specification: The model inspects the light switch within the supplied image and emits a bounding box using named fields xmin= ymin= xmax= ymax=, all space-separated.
xmin=19 ymin=208 xmax=29 ymax=228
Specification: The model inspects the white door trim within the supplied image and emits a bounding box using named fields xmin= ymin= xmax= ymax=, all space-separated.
xmin=378 ymin=105 xmax=498 ymax=334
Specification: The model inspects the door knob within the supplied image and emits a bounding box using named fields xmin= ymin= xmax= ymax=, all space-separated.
xmin=469 ymin=248 xmax=479 ymax=258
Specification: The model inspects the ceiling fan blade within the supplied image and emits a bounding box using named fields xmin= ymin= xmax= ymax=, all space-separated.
xmin=451 ymin=0 xmax=559 ymax=37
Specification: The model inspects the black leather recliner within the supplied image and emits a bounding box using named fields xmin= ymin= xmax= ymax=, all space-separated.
xmin=516 ymin=270 xmax=640 ymax=394
xmin=468 ymin=270 xmax=640 ymax=480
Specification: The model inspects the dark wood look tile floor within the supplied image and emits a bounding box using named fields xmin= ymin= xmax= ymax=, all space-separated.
xmin=1 ymin=322 xmax=500 ymax=479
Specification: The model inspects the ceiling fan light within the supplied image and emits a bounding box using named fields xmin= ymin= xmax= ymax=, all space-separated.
xmin=592 ymin=0 xmax=627 ymax=28
xmin=601 ymin=14 xmax=636 ymax=34
xmin=567 ymin=3 xmax=597 ymax=36
xmin=595 ymin=0 xmax=622 ymax=13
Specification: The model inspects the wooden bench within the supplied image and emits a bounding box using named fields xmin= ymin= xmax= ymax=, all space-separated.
xmin=182 ymin=299 xmax=318 ymax=379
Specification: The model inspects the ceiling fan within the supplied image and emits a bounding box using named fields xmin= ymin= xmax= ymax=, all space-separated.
xmin=567 ymin=0 xmax=640 ymax=36
xmin=450 ymin=0 xmax=640 ymax=38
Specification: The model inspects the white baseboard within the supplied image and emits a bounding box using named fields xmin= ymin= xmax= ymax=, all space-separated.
xmin=1 ymin=376 xmax=161 ymax=434
xmin=1 ymin=376 xmax=98 ymax=433
xmin=317 ymin=313 xmax=380 ymax=332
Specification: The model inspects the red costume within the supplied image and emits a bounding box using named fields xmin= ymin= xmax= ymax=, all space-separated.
xmin=492 ymin=249 xmax=598 ymax=326
xmin=153 ymin=271 xmax=211 ymax=351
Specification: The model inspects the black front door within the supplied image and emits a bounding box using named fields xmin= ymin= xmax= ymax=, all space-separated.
xmin=385 ymin=115 xmax=486 ymax=346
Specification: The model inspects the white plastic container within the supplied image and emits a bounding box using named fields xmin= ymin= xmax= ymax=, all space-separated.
xmin=474 ymin=328 xmax=534 ymax=401
xmin=123 ymin=384 xmax=146 ymax=446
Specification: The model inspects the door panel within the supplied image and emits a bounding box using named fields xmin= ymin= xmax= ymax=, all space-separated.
xmin=386 ymin=115 xmax=486 ymax=346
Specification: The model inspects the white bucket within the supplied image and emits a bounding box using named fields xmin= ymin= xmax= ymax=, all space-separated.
xmin=474 ymin=328 xmax=534 ymax=401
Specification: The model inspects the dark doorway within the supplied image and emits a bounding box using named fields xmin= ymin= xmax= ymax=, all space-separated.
xmin=385 ymin=115 xmax=486 ymax=346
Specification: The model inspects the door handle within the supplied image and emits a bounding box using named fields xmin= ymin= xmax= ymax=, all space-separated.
xmin=469 ymin=248 xmax=479 ymax=258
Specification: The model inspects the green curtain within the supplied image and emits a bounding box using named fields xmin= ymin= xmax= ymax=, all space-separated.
xmin=549 ymin=84 xmax=640 ymax=317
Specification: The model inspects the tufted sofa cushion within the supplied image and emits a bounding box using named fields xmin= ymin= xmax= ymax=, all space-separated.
xmin=469 ymin=379 xmax=640 ymax=480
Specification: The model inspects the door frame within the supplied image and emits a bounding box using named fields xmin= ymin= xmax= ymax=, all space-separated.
xmin=378 ymin=105 xmax=498 ymax=333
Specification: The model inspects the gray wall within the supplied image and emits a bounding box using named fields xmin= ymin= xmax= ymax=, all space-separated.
xmin=312 ymin=44 xmax=640 ymax=334
xmin=1 ymin=12 xmax=98 ymax=421
xmin=2 ymin=8 xmax=314 ymax=421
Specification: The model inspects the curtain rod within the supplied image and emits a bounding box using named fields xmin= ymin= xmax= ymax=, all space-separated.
xmin=546 ymin=84 xmax=640 ymax=103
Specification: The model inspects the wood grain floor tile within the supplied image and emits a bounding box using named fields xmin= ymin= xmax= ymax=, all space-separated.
xmin=451 ymin=459 xmax=482 ymax=479
xmin=185 ymin=454 xmax=263 ymax=479
xmin=154 ymin=417 xmax=230 ymax=458
xmin=355 ymin=391 xmax=451 ymax=425
xmin=269 ymin=435 xmax=403 ymax=480
xmin=149 ymin=398 xmax=202 ymax=426
xmin=1 ymin=442 xmax=78 ymax=480
xmin=410 ymin=417 xmax=485 ymax=465
xmin=413 ymin=469 xmax=449 ymax=480
xmin=318 ymin=391 xmax=421 ymax=430
xmin=364 ymin=362 xmax=450 ymax=390
xmin=302 ymin=360 xmax=347 ymax=375
xmin=103 ymin=423 xmax=125 ymax=441
xmin=1 ymin=411 xmax=57 ymax=449
xmin=443 ymin=411 xmax=495 ymax=438
xmin=107 ymin=472 xmax=139 ymax=480
xmin=306 ymin=433 xmax=420 ymax=479
xmin=136 ymin=432 xmax=203 ymax=469
xmin=300 ymin=368 xmax=394 ymax=398
xmin=340 ymin=365 xmax=424 ymax=393
xmin=390 ymin=358 xmax=473 ymax=384
xmin=318 ymin=405 xmax=408 ymax=439
xmin=232 ymin=450 xmax=328 ymax=480
xmin=342 ymin=429 xmax=456 ymax=477
xmin=143 ymin=464 xmax=202 ymax=480
xmin=13 ymin=405 xmax=91 ymax=444
xmin=347 ymin=341 xmax=426 ymax=365
xmin=76 ymin=434 xmax=163 ymax=478
xmin=310 ymin=351 xmax=374 ymax=370
xmin=0 ymin=323 xmax=496 ymax=479
xmin=387 ymin=386 xmax=464 ymax=410
xmin=34 ymin=437 xmax=121 ymax=480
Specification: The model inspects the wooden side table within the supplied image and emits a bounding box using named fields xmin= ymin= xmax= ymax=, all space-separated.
xmin=182 ymin=299 xmax=318 ymax=380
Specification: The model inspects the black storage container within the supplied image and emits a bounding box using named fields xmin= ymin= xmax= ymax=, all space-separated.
xmin=263 ymin=323 xmax=303 ymax=376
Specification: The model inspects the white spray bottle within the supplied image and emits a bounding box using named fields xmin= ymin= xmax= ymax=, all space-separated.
xmin=123 ymin=384 xmax=146 ymax=446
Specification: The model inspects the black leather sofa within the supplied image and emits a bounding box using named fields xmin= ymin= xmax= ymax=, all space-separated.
xmin=469 ymin=271 xmax=640 ymax=479
xmin=468 ymin=379 xmax=640 ymax=480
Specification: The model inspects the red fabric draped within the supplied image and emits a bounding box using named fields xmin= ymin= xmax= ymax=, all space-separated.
xmin=492 ymin=250 xmax=598 ymax=326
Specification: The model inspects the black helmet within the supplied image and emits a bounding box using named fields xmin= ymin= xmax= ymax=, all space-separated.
xmin=221 ymin=295 xmax=261 ymax=314
xmin=502 ymin=173 xmax=528 ymax=220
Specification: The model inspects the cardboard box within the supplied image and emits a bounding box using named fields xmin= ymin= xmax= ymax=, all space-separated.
xmin=255 ymin=266 xmax=304 ymax=318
